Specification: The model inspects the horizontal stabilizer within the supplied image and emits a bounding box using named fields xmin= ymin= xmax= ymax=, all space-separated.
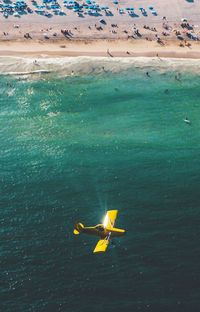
xmin=73 ymin=229 xmax=80 ymax=235
xmin=73 ymin=223 xmax=84 ymax=235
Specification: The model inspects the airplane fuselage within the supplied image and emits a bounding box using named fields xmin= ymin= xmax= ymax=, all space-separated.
xmin=82 ymin=224 xmax=126 ymax=239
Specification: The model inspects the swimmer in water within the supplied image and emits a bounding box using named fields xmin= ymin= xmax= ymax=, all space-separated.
xmin=175 ymin=73 xmax=181 ymax=82
xmin=184 ymin=117 xmax=191 ymax=125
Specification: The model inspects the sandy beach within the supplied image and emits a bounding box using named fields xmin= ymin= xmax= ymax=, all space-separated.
xmin=1 ymin=39 xmax=200 ymax=59
xmin=1 ymin=0 xmax=200 ymax=59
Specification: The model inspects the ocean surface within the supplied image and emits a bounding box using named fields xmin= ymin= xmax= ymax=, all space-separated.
xmin=1 ymin=63 xmax=200 ymax=312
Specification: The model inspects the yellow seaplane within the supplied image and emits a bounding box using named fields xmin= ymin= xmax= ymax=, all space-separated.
xmin=73 ymin=210 xmax=125 ymax=253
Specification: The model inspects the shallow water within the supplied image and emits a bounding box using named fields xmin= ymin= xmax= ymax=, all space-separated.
xmin=1 ymin=67 xmax=200 ymax=312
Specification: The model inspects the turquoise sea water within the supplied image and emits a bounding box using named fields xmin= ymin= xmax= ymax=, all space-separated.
xmin=1 ymin=67 xmax=200 ymax=312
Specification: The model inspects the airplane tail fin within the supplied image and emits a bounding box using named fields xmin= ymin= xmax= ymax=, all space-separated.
xmin=73 ymin=223 xmax=84 ymax=235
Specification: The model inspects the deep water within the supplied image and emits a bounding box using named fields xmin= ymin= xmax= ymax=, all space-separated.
xmin=1 ymin=68 xmax=200 ymax=312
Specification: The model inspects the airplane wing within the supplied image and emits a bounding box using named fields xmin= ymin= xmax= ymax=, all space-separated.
xmin=103 ymin=210 xmax=118 ymax=229
xmin=93 ymin=236 xmax=110 ymax=253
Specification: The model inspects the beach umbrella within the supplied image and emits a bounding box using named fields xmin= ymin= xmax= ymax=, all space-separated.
xmin=113 ymin=1 xmax=118 ymax=4
xmin=149 ymin=6 xmax=153 ymax=10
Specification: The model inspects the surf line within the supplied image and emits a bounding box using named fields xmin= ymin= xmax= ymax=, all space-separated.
xmin=2 ymin=70 xmax=52 ymax=76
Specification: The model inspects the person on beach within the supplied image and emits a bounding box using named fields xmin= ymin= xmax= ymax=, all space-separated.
xmin=107 ymin=49 xmax=113 ymax=57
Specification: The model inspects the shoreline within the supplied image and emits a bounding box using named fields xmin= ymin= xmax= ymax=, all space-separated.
xmin=1 ymin=39 xmax=200 ymax=59
xmin=1 ymin=53 xmax=200 ymax=78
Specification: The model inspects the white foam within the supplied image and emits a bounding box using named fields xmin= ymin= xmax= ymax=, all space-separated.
xmin=0 ymin=56 xmax=200 ymax=78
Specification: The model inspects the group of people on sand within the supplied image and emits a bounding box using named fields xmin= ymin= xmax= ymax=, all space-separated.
xmin=1 ymin=3 xmax=199 ymax=49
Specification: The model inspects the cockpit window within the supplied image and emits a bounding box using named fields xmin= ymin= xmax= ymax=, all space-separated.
xmin=96 ymin=225 xmax=104 ymax=232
